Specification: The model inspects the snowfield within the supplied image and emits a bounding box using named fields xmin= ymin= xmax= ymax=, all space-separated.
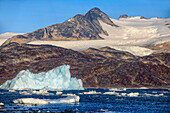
xmin=0 ymin=39 xmax=7 ymax=46
xmin=28 ymin=17 xmax=170 ymax=56
xmin=0 ymin=32 xmax=23 ymax=45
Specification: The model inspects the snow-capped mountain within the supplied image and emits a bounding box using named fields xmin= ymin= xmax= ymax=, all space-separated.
xmin=2 ymin=8 xmax=118 ymax=46
xmin=2 ymin=8 xmax=170 ymax=56
xmin=0 ymin=8 xmax=169 ymax=89
xmin=29 ymin=10 xmax=170 ymax=56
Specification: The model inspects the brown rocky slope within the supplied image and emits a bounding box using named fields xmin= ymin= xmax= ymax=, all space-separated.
xmin=2 ymin=8 xmax=118 ymax=46
xmin=0 ymin=42 xmax=169 ymax=88
xmin=146 ymin=41 xmax=170 ymax=53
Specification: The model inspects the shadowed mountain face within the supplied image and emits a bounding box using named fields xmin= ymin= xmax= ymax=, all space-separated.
xmin=2 ymin=8 xmax=118 ymax=46
xmin=0 ymin=42 xmax=169 ymax=88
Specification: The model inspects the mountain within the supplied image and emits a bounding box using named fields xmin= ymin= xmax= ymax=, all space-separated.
xmin=0 ymin=42 xmax=169 ymax=88
xmin=25 ymin=9 xmax=169 ymax=57
xmin=2 ymin=8 xmax=118 ymax=46
xmin=0 ymin=8 xmax=170 ymax=89
xmin=2 ymin=8 xmax=170 ymax=57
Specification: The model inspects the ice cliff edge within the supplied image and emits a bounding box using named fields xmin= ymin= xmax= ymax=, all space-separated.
xmin=0 ymin=65 xmax=83 ymax=90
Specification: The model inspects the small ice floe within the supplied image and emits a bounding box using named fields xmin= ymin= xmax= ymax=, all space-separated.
xmin=109 ymin=88 xmax=126 ymax=91
xmin=120 ymin=93 xmax=127 ymax=96
xmin=81 ymin=91 xmax=101 ymax=95
xmin=19 ymin=89 xmax=54 ymax=95
xmin=96 ymin=109 xmax=109 ymax=112
xmin=143 ymin=93 xmax=164 ymax=97
xmin=8 ymin=89 xmax=16 ymax=92
xmin=0 ymin=102 xmax=4 ymax=106
xmin=139 ymin=87 xmax=148 ymax=89
xmin=19 ymin=91 xmax=32 ymax=95
xmin=13 ymin=95 xmax=80 ymax=105
xmin=127 ymin=92 xmax=139 ymax=97
xmin=62 ymin=93 xmax=76 ymax=96
xmin=32 ymin=89 xmax=54 ymax=95
xmin=13 ymin=98 xmax=49 ymax=105
xmin=103 ymin=92 xmax=118 ymax=95
xmin=56 ymin=91 xmax=62 ymax=95
xmin=45 ymin=95 xmax=80 ymax=104
xmin=157 ymin=94 xmax=164 ymax=96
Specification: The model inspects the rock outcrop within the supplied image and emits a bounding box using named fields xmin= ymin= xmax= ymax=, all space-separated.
xmin=0 ymin=42 xmax=169 ymax=88
xmin=2 ymin=8 xmax=118 ymax=46
xmin=146 ymin=41 xmax=170 ymax=53
xmin=118 ymin=15 xmax=129 ymax=19
xmin=118 ymin=15 xmax=147 ymax=20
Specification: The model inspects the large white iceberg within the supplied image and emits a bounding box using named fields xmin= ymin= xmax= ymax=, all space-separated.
xmin=0 ymin=65 xmax=83 ymax=90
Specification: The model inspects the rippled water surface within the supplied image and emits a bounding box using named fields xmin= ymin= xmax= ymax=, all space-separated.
xmin=0 ymin=88 xmax=169 ymax=113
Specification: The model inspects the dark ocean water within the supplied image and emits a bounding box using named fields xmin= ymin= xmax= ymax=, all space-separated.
xmin=0 ymin=88 xmax=169 ymax=113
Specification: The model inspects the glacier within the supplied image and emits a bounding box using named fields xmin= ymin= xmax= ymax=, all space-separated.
xmin=28 ymin=17 xmax=170 ymax=56
xmin=0 ymin=65 xmax=83 ymax=90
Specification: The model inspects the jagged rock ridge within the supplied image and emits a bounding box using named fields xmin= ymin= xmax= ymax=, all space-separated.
xmin=118 ymin=14 xmax=147 ymax=20
xmin=2 ymin=8 xmax=118 ymax=46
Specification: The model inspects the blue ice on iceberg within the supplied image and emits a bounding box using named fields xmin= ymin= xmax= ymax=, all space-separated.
xmin=0 ymin=65 xmax=83 ymax=90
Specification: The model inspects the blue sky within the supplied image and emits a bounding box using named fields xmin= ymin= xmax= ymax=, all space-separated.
xmin=0 ymin=0 xmax=170 ymax=34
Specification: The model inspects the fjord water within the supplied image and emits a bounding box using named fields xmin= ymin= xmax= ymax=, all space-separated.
xmin=0 ymin=88 xmax=169 ymax=113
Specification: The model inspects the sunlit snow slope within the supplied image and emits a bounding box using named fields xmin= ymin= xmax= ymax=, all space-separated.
xmin=28 ymin=17 xmax=170 ymax=56
xmin=100 ymin=17 xmax=170 ymax=46
xmin=0 ymin=32 xmax=23 ymax=46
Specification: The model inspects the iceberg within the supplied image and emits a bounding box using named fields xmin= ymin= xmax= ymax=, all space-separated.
xmin=127 ymin=92 xmax=139 ymax=97
xmin=13 ymin=98 xmax=49 ymax=105
xmin=0 ymin=65 xmax=83 ymax=90
xmin=13 ymin=95 xmax=80 ymax=105
xmin=0 ymin=102 xmax=4 ymax=106
xmin=45 ymin=95 xmax=80 ymax=104
xmin=81 ymin=91 xmax=101 ymax=95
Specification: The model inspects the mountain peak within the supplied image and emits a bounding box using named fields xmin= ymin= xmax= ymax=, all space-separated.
xmin=85 ymin=8 xmax=118 ymax=27
xmin=2 ymin=8 xmax=118 ymax=46
xmin=89 ymin=7 xmax=101 ymax=12
xmin=86 ymin=7 xmax=103 ymax=16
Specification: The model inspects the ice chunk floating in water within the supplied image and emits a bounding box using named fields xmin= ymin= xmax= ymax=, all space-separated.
xmin=0 ymin=65 xmax=83 ymax=90
xmin=13 ymin=98 xmax=49 ymax=105
xmin=13 ymin=95 xmax=80 ymax=105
